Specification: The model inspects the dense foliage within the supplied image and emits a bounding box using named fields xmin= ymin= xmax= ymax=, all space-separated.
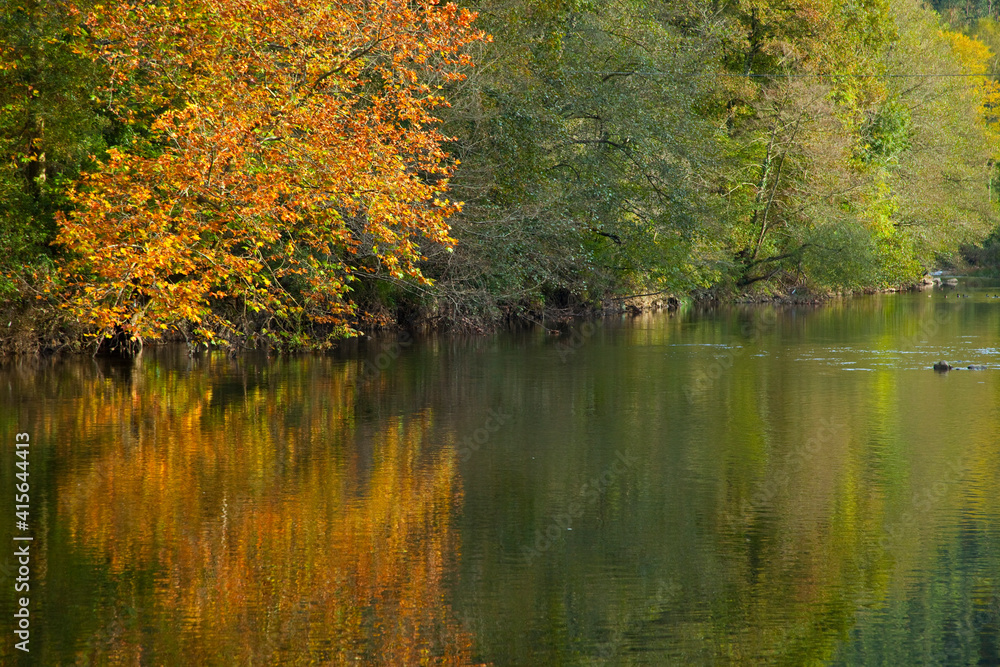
xmin=57 ymin=0 xmax=481 ymax=350
xmin=432 ymin=0 xmax=997 ymax=321
xmin=1 ymin=0 xmax=998 ymax=351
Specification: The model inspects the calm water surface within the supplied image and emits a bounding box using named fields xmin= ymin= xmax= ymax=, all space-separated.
xmin=2 ymin=287 xmax=1000 ymax=665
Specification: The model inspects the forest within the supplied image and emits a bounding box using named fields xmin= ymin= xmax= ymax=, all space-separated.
xmin=3 ymin=0 xmax=1000 ymax=352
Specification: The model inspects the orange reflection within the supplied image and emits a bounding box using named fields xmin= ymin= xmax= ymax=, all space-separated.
xmin=57 ymin=354 xmax=478 ymax=665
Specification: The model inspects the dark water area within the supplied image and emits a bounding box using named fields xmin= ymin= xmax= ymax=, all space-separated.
xmin=2 ymin=285 xmax=1000 ymax=664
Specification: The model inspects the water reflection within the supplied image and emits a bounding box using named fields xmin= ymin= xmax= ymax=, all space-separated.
xmin=6 ymin=352 xmax=474 ymax=665
xmin=1 ymin=290 xmax=1000 ymax=664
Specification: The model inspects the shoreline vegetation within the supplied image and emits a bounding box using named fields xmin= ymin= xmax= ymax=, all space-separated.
xmin=0 ymin=279 xmax=947 ymax=357
xmin=4 ymin=0 xmax=1000 ymax=356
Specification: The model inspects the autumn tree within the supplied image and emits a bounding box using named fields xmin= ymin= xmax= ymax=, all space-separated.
xmin=55 ymin=0 xmax=483 ymax=350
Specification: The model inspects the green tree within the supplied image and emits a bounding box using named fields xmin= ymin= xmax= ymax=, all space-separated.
xmin=0 ymin=0 xmax=108 ymax=299
xmin=716 ymin=0 xmax=993 ymax=293
xmin=421 ymin=0 xmax=728 ymax=323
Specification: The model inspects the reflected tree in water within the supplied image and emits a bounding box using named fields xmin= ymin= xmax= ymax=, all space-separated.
xmin=52 ymin=356 xmax=477 ymax=665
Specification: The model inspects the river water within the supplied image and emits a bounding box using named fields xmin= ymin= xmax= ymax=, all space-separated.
xmin=2 ymin=286 xmax=999 ymax=664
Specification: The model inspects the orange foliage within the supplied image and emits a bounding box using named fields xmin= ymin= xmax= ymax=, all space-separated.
xmin=56 ymin=0 xmax=483 ymax=347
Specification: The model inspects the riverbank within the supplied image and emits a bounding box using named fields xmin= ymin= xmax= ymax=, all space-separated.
xmin=3 ymin=277 xmax=938 ymax=357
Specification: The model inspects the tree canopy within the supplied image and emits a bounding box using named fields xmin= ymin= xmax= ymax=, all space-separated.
xmin=0 ymin=0 xmax=997 ymax=351
xmin=52 ymin=0 xmax=482 ymax=349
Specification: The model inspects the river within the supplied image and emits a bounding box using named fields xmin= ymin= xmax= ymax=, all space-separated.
xmin=2 ymin=286 xmax=999 ymax=664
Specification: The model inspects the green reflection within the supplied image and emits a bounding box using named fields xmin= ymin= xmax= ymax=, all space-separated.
xmin=1 ymin=289 xmax=1000 ymax=665
xmin=452 ymin=292 xmax=1000 ymax=664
